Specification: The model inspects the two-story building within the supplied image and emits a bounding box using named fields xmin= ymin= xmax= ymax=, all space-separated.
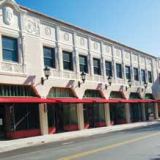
xmin=0 ymin=0 xmax=159 ymax=140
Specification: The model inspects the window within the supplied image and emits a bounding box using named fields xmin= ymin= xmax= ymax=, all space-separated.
xmin=93 ymin=58 xmax=101 ymax=75
xmin=141 ymin=70 xmax=146 ymax=82
xmin=43 ymin=47 xmax=55 ymax=68
xmin=63 ymin=51 xmax=73 ymax=71
xmin=79 ymin=55 xmax=88 ymax=73
xmin=148 ymin=71 xmax=152 ymax=83
xmin=14 ymin=104 xmax=40 ymax=131
xmin=116 ymin=63 xmax=122 ymax=78
xmin=2 ymin=36 xmax=18 ymax=62
xmin=134 ymin=68 xmax=139 ymax=81
xmin=105 ymin=61 xmax=112 ymax=77
xmin=125 ymin=66 xmax=131 ymax=80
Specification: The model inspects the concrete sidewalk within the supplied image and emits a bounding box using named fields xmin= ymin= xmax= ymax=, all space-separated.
xmin=0 ymin=120 xmax=160 ymax=153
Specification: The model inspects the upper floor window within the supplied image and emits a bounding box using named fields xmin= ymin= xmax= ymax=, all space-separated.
xmin=125 ymin=66 xmax=131 ymax=80
xmin=148 ymin=71 xmax=152 ymax=83
xmin=2 ymin=36 xmax=18 ymax=62
xmin=134 ymin=68 xmax=139 ymax=81
xmin=63 ymin=51 xmax=73 ymax=71
xmin=116 ymin=63 xmax=122 ymax=78
xmin=93 ymin=58 xmax=101 ymax=75
xmin=79 ymin=55 xmax=88 ymax=73
xmin=141 ymin=70 xmax=146 ymax=82
xmin=105 ymin=61 xmax=112 ymax=77
xmin=43 ymin=47 xmax=55 ymax=68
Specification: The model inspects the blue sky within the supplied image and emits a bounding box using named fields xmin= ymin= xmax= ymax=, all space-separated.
xmin=16 ymin=0 xmax=160 ymax=57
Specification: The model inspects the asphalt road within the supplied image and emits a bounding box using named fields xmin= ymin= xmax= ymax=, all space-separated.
xmin=0 ymin=124 xmax=160 ymax=160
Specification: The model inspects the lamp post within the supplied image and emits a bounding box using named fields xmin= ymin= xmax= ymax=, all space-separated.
xmin=78 ymin=71 xmax=86 ymax=88
xmin=144 ymin=82 xmax=148 ymax=89
xmin=41 ymin=66 xmax=51 ymax=85
xmin=105 ymin=76 xmax=112 ymax=89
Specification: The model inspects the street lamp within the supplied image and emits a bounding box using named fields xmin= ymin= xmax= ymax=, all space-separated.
xmin=141 ymin=81 xmax=148 ymax=92
xmin=105 ymin=76 xmax=112 ymax=89
xmin=78 ymin=71 xmax=86 ymax=88
xmin=41 ymin=66 xmax=51 ymax=85
xmin=126 ymin=79 xmax=132 ymax=91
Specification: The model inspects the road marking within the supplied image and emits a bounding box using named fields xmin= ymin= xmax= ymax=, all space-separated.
xmin=62 ymin=142 xmax=74 ymax=145
xmin=58 ymin=131 xmax=160 ymax=160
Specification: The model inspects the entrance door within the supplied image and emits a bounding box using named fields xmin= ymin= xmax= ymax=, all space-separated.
xmin=55 ymin=104 xmax=64 ymax=132
xmin=0 ymin=105 xmax=5 ymax=139
xmin=83 ymin=104 xmax=94 ymax=128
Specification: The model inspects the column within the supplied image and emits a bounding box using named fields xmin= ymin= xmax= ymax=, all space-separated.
xmin=142 ymin=103 xmax=146 ymax=121
xmin=155 ymin=103 xmax=159 ymax=119
xmin=88 ymin=37 xmax=94 ymax=76
xmin=39 ymin=104 xmax=48 ymax=135
xmin=104 ymin=103 xmax=111 ymax=126
xmin=125 ymin=103 xmax=131 ymax=123
xmin=77 ymin=103 xmax=84 ymax=130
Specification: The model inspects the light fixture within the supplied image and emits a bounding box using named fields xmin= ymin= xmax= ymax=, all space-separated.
xmin=78 ymin=71 xmax=86 ymax=88
xmin=105 ymin=76 xmax=112 ymax=89
xmin=41 ymin=66 xmax=51 ymax=85
xmin=144 ymin=81 xmax=148 ymax=89
xmin=126 ymin=79 xmax=132 ymax=91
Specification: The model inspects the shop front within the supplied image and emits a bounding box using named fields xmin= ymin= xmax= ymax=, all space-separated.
xmin=145 ymin=94 xmax=155 ymax=120
xmin=0 ymin=84 xmax=47 ymax=139
xmin=109 ymin=92 xmax=126 ymax=125
xmin=129 ymin=93 xmax=143 ymax=122
xmin=83 ymin=90 xmax=106 ymax=129
xmin=47 ymin=87 xmax=79 ymax=134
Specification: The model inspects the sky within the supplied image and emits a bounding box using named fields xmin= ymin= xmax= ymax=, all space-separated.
xmin=16 ymin=0 xmax=160 ymax=57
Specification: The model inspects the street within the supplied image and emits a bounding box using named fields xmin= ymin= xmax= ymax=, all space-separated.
xmin=0 ymin=124 xmax=160 ymax=160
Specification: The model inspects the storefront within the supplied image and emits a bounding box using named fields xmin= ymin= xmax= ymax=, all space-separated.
xmin=0 ymin=84 xmax=48 ymax=139
xmin=109 ymin=92 xmax=126 ymax=125
xmin=145 ymin=94 xmax=155 ymax=120
xmin=47 ymin=87 xmax=79 ymax=133
xmin=129 ymin=93 xmax=143 ymax=122
xmin=83 ymin=90 xmax=106 ymax=129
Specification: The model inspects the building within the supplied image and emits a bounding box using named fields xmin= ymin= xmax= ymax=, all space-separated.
xmin=0 ymin=0 xmax=160 ymax=140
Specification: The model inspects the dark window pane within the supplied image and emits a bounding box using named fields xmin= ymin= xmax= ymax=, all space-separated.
xmin=105 ymin=61 xmax=112 ymax=77
xmin=93 ymin=58 xmax=101 ymax=75
xmin=125 ymin=66 xmax=131 ymax=79
xmin=134 ymin=68 xmax=139 ymax=81
xmin=79 ymin=55 xmax=88 ymax=73
xmin=2 ymin=36 xmax=18 ymax=62
xmin=148 ymin=71 xmax=152 ymax=83
xmin=141 ymin=70 xmax=146 ymax=82
xmin=63 ymin=51 xmax=73 ymax=71
xmin=43 ymin=47 xmax=55 ymax=68
xmin=116 ymin=64 xmax=122 ymax=78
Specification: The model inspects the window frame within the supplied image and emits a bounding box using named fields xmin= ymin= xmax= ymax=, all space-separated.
xmin=148 ymin=71 xmax=152 ymax=83
xmin=43 ymin=46 xmax=55 ymax=68
xmin=125 ymin=66 xmax=131 ymax=80
xmin=63 ymin=51 xmax=73 ymax=71
xmin=2 ymin=36 xmax=18 ymax=63
xmin=116 ymin=63 xmax=122 ymax=78
xmin=93 ymin=58 xmax=101 ymax=75
xmin=79 ymin=55 xmax=88 ymax=73
xmin=134 ymin=68 xmax=139 ymax=81
xmin=105 ymin=61 xmax=112 ymax=77
xmin=141 ymin=69 xmax=146 ymax=82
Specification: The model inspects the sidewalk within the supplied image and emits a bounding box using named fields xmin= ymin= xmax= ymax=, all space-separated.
xmin=0 ymin=120 xmax=160 ymax=153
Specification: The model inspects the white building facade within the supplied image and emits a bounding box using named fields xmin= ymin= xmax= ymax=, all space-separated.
xmin=0 ymin=0 xmax=160 ymax=139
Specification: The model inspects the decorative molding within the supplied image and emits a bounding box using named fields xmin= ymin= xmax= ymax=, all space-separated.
xmin=106 ymin=46 xmax=110 ymax=53
xmin=64 ymin=33 xmax=69 ymax=41
xmin=80 ymin=38 xmax=85 ymax=46
xmin=45 ymin=27 xmax=51 ymax=36
xmin=3 ymin=6 xmax=14 ymax=25
xmin=24 ymin=16 xmax=40 ymax=35
xmin=94 ymin=43 xmax=98 ymax=50
xmin=116 ymin=49 xmax=121 ymax=57
xmin=125 ymin=52 xmax=130 ymax=60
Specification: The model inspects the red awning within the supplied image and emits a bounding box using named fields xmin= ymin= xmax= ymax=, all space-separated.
xmin=84 ymin=99 xmax=108 ymax=103
xmin=0 ymin=97 xmax=56 ymax=103
xmin=138 ymin=99 xmax=158 ymax=103
xmin=48 ymin=98 xmax=93 ymax=103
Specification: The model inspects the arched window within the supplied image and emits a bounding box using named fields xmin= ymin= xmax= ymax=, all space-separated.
xmin=110 ymin=91 xmax=124 ymax=99
xmin=83 ymin=90 xmax=103 ymax=98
